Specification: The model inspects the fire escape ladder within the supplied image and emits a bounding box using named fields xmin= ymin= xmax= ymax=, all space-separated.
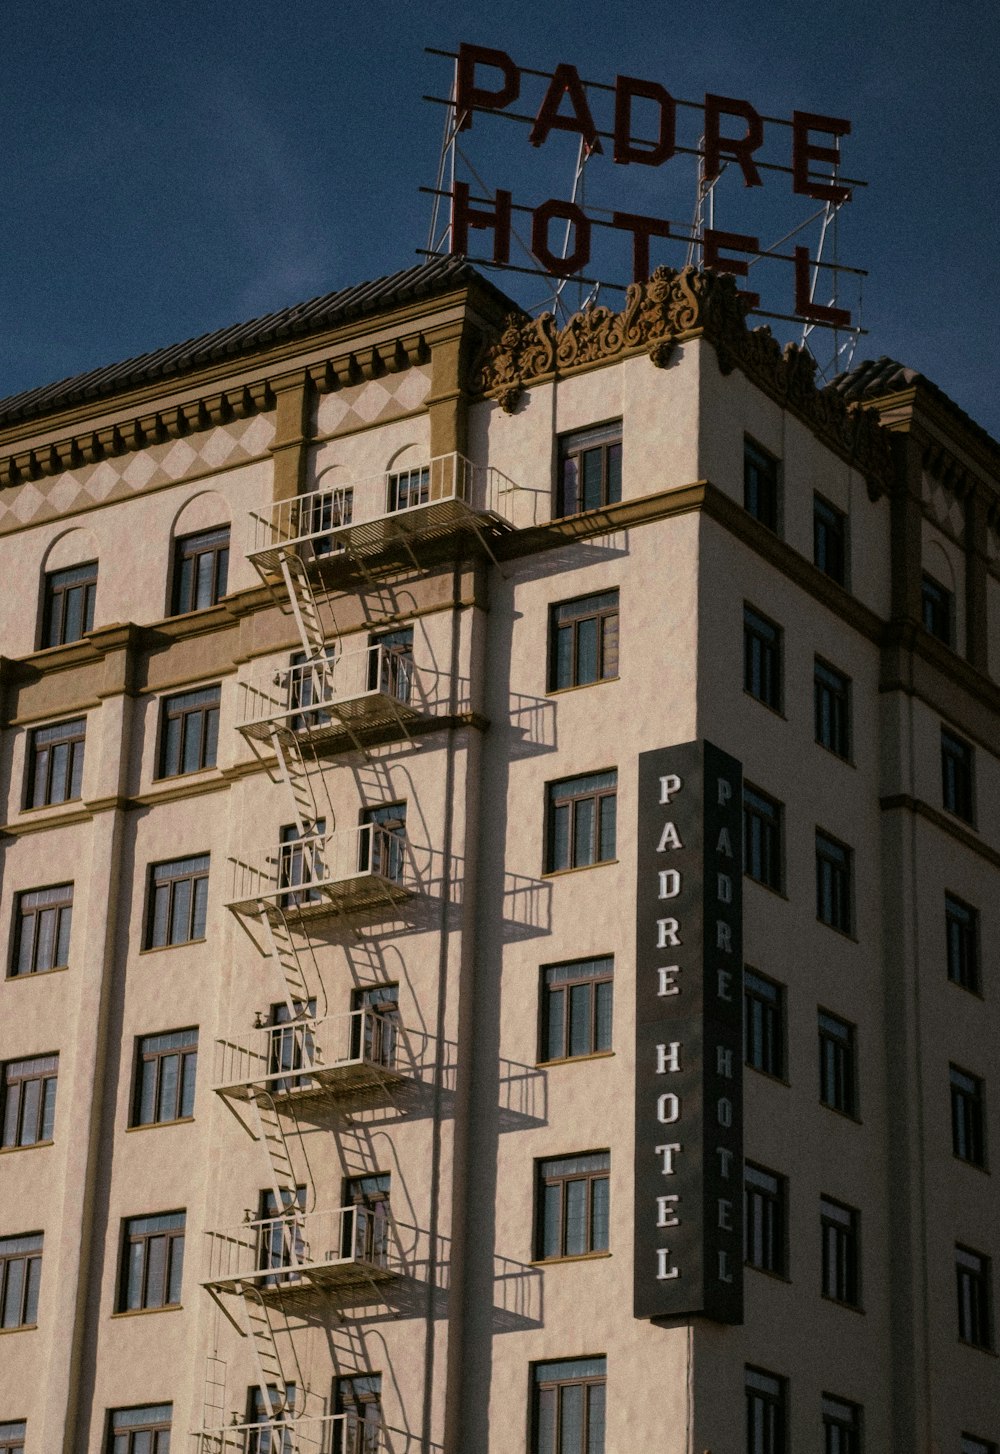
xmin=270 ymin=726 xmax=325 ymax=840
xmin=201 ymin=1355 xmax=228 ymax=1443
xmin=238 ymin=1282 xmax=294 ymax=1419
xmin=248 ymin=1088 xmax=300 ymax=1212
xmin=280 ymin=550 xmax=334 ymax=658
xmin=259 ymin=906 xmax=312 ymax=1015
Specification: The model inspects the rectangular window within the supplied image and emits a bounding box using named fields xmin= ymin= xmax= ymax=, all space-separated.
xmin=132 ymin=1030 xmax=198 ymax=1127
xmin=957 ymin=1245 xmax=993 ymax=1349
xmin=342 ymin=1174 xmax=391 ymax=1267
xmin=941 ymin=727 xmax=975 ymax=823
xmin=334 ymin=1374 xmax=382 ymax=1454
xmin=540 ymin=956 xmax=613 ymax=1063
xmin=245 ymin=1383 xmax=295 ymax=1453
xmin=0 ymin=1233 xmax=42 ymax=1329
xmin=744 ymin=607 xmax=782 ymax=711
xmin=533 ymin=1356 xmax=606 ymax=1454
xmin=820 ymin=1197 xmax=860 ymax=1306
xmin=745 ymin=1366 xmax=786 ymax=1454
xmin=259 ymin=1187 xmax=307 ymax=1284
xmin=172 ymin=527 xmax=229 ymax=614
xmin=819 ymin=1011 xmax=857 ymax=1117
xmin=288 ymin=646 xmax=335 ymax=730
xmin=26 ymin=717 xmax=86 ymax=807
xmin=814 ymin=494 xmax=847 ymax=585
xmin=743 ymin=438 xmax=779 ymax=531
xmin=549 ymin=591 xmax=620 ymax=692
xmin=946 ymin=893 xmax=980 ymax=993
xmin=119 ymin=1212 xmax=185 ymax=1312
xmin=816 ymin=831 xmax=852 ymax=933
xmin=157 ymin=686 xmax=220 ymax=778
xmin=348 ymin=986 xmax=396 ymax=1068
xmin=10 ymin=884 xmax=73 ymax=978
xmin=557 ymin=421 xmax=622 ymax=517
xmin=107 ymin=1405 xmax=172 ymax=1454
xmin=814 ymin=661 xmax=851 ymax=759
xmin=536 ymin=1151 xmax=610 ymax=1261
xmin=922 ymin=572 xmax=953 ymax=644
xmin=2 ymin=1053 xmax=58 ymax=1148
xmin=743 ymin=786 xmax=782 ymax=891
xmin=278 ymin=819 xmax=326 ymax=908
xmin=368 ymin=627 xmax=414 ymax=703
xmin=546 ymin=771 xmax=617 ymax=873
xmin=744 ymin=1164 xmax=786 ymax=1276
xmin=744 ymin=970 xmax=784 ymax=1079
xmin=144 ymin=856 xmax=209 ymax=949
xmin=0 ymin=1423 xmax=26 ymax=1454
xmin=43 ymin=561 xmax=97 ymax=648
xmin=387 ymin=467 xmax=430 ymax=513
xmin=951 ymin=1065 xmax=986 ymax=1167
xmin=360 ymin=803 xmax=406 ymax=884
xmin=822 ymin=1395 xmax=861 ymax=1454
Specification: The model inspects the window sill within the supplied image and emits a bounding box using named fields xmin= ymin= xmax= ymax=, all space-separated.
xmin=742 ymin=690 xmax=785 ymax=720
xmin=953 ymin=1155 xmax=990 ymax=1175
xmin=18 ymin=797 xmax=84 ymax=815
xmin=5 ymin=964 xmax=70 ymax=982
xmin=819 ymin=1103 xmax=862 ymax=1126
xmin=815 ymin=743 xmax=856 ymax=768
xmin=746 ymin=1067 xmax=789 ymax=1088
xmin=538 ymin=1051 xmax=615 ymax=1068
xmin=0 ymin=1323 xmax=37 ymax=1335
xmin=125 ymin=1118 xmax=195 ymax=1133
xmin=816 ymin=920 xmax=858 ymax=943
xmin=531 ymin=1252 xmax=612 ymax=1267
xmin=138 ymin=938 xmax=208 ymax=956
xmin=942 ymin=807 xmax=977 ymax=832
xmin=745 ymin=1265 xmax=790 ymax=1284
xmin=110 ymin=1304 xmax=183 ymax=1319
xmin=0 ymin=1139 xmax=54 ymax=1155
xmin=957 ymin=1338 xmax=998 ymax=1358
xmin=821 ymin=1293 xmax=864 ymax=1314
xmin=947 ymin=978 xmax=984 ymax=1000
xmin=152 ymin=766 xmax=218 ymax=785
xmin=543 ymin=860 xmax=619 ymax=880
xmin=744 ymin=877 xmax=787 ymax=900
xmin=547 ymin=677 xmax=620 ymax=698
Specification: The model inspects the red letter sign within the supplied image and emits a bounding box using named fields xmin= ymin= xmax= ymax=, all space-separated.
xmin=529 ymin=63 xmax=603 ymax=153
xmin=703 ymin=230 xmax=760 ymax=309
xmin=450 ymin=181 xmax=512 ymax=262
xmin=704 ymin=95 xmax=764 ymax=187
xmin=455 ymin=43 xmax=520 ymax=132
xmin=612 ymin=211 xmax=672 ymax=281
xmin=614 ymin=76 xmax=676 ymax=166
xmin=794 ymin=247 xmax=850 ymax=325
xmin=792 ymin=112 xmax=851 ymax=202
xmin=532 ymin=199 xmax=592 ymax=276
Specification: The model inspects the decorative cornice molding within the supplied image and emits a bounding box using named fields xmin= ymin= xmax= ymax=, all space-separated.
xmin=474 ymin=266 xmax=895 ymax=495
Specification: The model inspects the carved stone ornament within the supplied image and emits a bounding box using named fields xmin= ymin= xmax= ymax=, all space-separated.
xmin=474 ymin=266 xmax=894 ymax=494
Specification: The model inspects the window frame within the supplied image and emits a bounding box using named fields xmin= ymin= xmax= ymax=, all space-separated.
xmin=813 ymin=493 xmax=848 ymax=586
xmin=171 ymin=526 xmax=230 ymax=616
xmin=743 ymin=437 xmax=780 ymax=532
xmin=545 ymin=770 xmax=618 ymax=875
xmin=548 ymin=590 xmax=620 ymax=693
xmin=143 ymin=855 xmax=210 ymax=950
xmin=2 ymin=1053 xmax=58 ymax=1149
xmin=743 ymin=605 xmax=783 ymax=713
xmin=156 ymin=685 xmax=221 ymax=779
xmin=118 ymin=1211 xmax=185 ymax=1313
xmin=0 ymin=1422 xmax=26 ymax=1454
xmin=539 ymin=955 xmax=614 ymax=1064
xmin=106 ymin=1405 xmax=173 ymax=1454
xmin=950 ymin=1064 xmax=986 ymax=1169
xmin=956 ymin=1244 xmax=993 ymax=1351
xmin=921 ymin=571 xmax=953 ymax=645
xmin=531 ymin=1355 xmax=606 ymax=1454
xmin=820 ymin=1196 xmax=860 ymax=1308
xmin=945 ymin=892 xmax=981 ymax=994
xmin=556 ymin=420 xmax=622 ymax=518
xmin=26 ymin=716 xmax=86 ymax=808
xmin=745 ymin=1365 xmax=786 ymax=1454
xmin=816 ymin=830 xmax=853 ymax=935
xmin=9 ymin=883 xmax=73 ymax=979
xmin=42 ymin=561 xmax=97 ymax=649
xmin=818 ymin=1010 xmax=858 ymax=1119
xmin=535 ymin=1150 xmax=611 ymax=1262
xmin=0 ymin=1232 xmax=43 ymax=1330
xmin=744 ymin=1162 xmax=787 ymax=1277
xmin=131 ymin=1028 xmax=198 ymax=1128
xmin=941 ymin=726 xmax=975 ymax=824
xmin=744 ymin=969 xmax=785 ymax=1080
xmin=743 ymin=785 xmax=783 ymax=893
xmin=814 ymin=659 xmax=852 ymax=761
xmin=822 ymin=1394 xmax=862 ymax=1454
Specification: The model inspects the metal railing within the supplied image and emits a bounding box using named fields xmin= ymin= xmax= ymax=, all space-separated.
xmin=192 ymin=1412 xmax=353 ymax=1454
xmin=215 ymin=1009 xmax=402 ymax=1096
xmin=238 ymin=644 xmax=424 ymax=739
xmin=228 ymin=824 xmax=412 ymax=914
xmin=204 ymin=1204 xmax=397 ymax=1292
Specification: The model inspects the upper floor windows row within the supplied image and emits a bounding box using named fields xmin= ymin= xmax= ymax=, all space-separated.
xmin=743 ymin=436 xmax=849 ymax=589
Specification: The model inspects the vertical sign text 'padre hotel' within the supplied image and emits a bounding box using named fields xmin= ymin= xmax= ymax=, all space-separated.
xmin=634 ymin=740 xmax=744 ymax=1324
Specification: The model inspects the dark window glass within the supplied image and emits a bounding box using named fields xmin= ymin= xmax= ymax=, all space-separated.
xmin=962 ymin=1437 xmax=998 ymax=1454
xmin=743 ymin=439 xmax=779 ymax=531
xmin=951 ymin=1065 xmax=986 ymax=1167
xmin=267 ymin=998 xmax=318 ymax=1093
xmin=821 ymin=1197 xmax=860 ymax=1306
xmin=822 ymin=1395 xmax=861 ymax=1454
xmin=744 ymin=1164 xmax=786 ymax=1275
xmin=27 ymin=717 xmax=86 ymax=807
xmin=0 ymin=1233 xmax=42 ymax=1329
xmin=541 ymin=957 xmax=614 ymax=1063
xmin=278 ymin=819 xmax=326 ymax=908
xmin=258 ymin=1186 xmax=307 ymax=1285
xmin=334 ymin=1374 xmax=382 ymax=1454
xmin=341 ymin=1173 xmax=391 ymax=1268
xmin=300 ymin=488 xmax=353 ymax=556
xmin=368 ymin=627 xmax=414 ymax=703
xmin=922 ymin=572 xmax=953 ymax=644
xmin=743 ymin=786 xmax=782 ymax=891
xmin=941 ymin=728 xmax=974 ymax=823
xmin=819 ymin=1011 xmax=857 ymax=1117
xmin=132 ymin=1029 xmax=198 ymax=1127
xmin=2 ymin=1054 xmax=58 ymax=1148
xmin=158 ymin=686 xmax=220 ymax=778
xmin=533 ymin=1356 xmax=606 ymax=1454
xmin=144 ymin=856 xmax=209 ymax=949
xmin=744 ymin=607 xmax=782 ymax=711
xmin=119 ymin=1212 xmax=185 ymax=1311
xmin=546 ymin=772 xmax=617 ymax=873
xmin=360 ymin=803 xmax=406 ymax=884
xmin=536 ymin=1151 xmax=610 ymax=1260
xmin=0 ymin=1422 xmax=26 ymax=1454
xmin=288 ymin=646 xmax=336 ymax=730
xmin=11 ymin=884 xmax=73 ymax=977
xmin=816 ymin=831 xmax=852 ymax=933
xmin=945 ymin=893 xmax=980 ymax=993
xmin=42 ymin=562 xmax=97 ymax=648
xmin=957 ymin=1246 xmax=993 ymax=1350
xmin=107 ymin=1404 xmax=172 ymax=1454
xmin=814 ymin=661 xmax=851 ymax=759
xmin=348 ymin=986 xmax=397 ymax=1068
xmin=550 ymin=591 xmax=620 ymax=692
xmin=744 ymin=970 xmax=784 ymax=1078
xmin=245 ymin=1383 xmax=295 ymax=1454
xmin=814 ymin=495 xmax=847 ymax=585
xmin=557 ymin=422 xmax=622 ymax=517
xmin=172 ymin=528 xmax=229 ymax=615
xmin=387 ymin=467 xmax=430 ymax=513
xmin=745 ymin=1366 xmax=786 ymax=1454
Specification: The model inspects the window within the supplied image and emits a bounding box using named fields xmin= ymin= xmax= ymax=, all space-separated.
xmin=745 ymin=1366 xmax=786 ymax=1454
xmin=368 ymin=627 xmax=414 ymax=703
xmin=814 ymin=495 xmax=847 ymax=585
xmin=10 ymin=884 xmax=73 ymax=978
xmin=941 ymin=728 xmax=974 ymax=823
xmin=288 ymin=647 xmax=335 ymax=730
xmin=557 ymin=421 xmax=622 ymax=517
xmin=42 ymin=561 xmax=97 ymax=648
xmin=962 ymin=1437 xmax=998 ymax=1454
xmin=957 ymin=1246 xmax=993 ymax=1349
xmin=2 ymin=1054 xmax=58 ymax=1148
xmin=278 ymin=820 xmax=326 ymax=908
xmin=245 ymin=1384 xmax=295 ymax=1454
xmin=951 ymin=1065 xmax=986 ymax=1167
xmin=816 ymin=831 xmax=852 ymax=933
xmin=302 ymin=488 xmax=352 ymax=555
xmin=132 ymin=1030 xmax=198 ymax=1127
xmin=334 ymin=1374 xmax=382 ymax=1454
xmin=546 ymin=771 xmax=617 ymax=873
xmin=536 ymin=1151 xmax=610 ymax=1261
xmin=349 ymin=986 xmax=397 ymax=1068
xmin=743 ymin=786 xmax=782 ymax=891
xmin=269 ymin=999 xmax=318 ymax=1092
xmin=744 ymin=438 xmax=779 ymax=531
xmin=172 ymin=527 xmax=229 ymax=614
xmin=0 ymin=1424 xmax=26 ymax=1454
xmin=922 ymin=572 xmax=953 ymax=644
xmin=744 ymin=1164 xmax=786 ymax=1275
xmin=946 ymin=893 xmax=980 ymax=993
xmin=744 ymin=607 xmax=782 ymax=711
xmin=820 ymin=1197 xmax=860 ymax=1306
xmin=360 ymin=803 xmax=406 ymax=883
xmin=119 ymin=1212 xmax=185 ymax=1311
xmin=0 ymin=1234 xmax=42 ymax=1329
xmin=549 ymin=591 xmax=619 ymax=692
xmin=107 ymin=1405 xmax=172 ymax=1454
xmin=26 ymin=717 xmax=85 ymax=807
xmin=144 ymin=855 xmax=209 ymax=948
xmin=388 ymin=466 xmax=430 ymax=513
xmin=814 ymin=661 xmax=851 ymax=759
xmin=822 ymin=1395 xmax=861 ymax=1454
xmin=533 ymin=1356 xmax=606 ymax=1454
xmin=540 ymin=956 xmax=613 ymax=1063
xmin=259 ymin=1187 xmax=307 ymax=1284
xmin=744 ymin=970 xmax=784 ymax=1079
xmin=342 ymin=1174 xmax=391 ymax=1268
xmin=157 ymin=686 xmax=220 ymax=778
xmin=819 ymin=1011 xmax=857 ymax=1117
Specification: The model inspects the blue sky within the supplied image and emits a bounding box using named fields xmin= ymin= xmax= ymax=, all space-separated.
xmin=3 ymin=0 xmax=999 ymax=435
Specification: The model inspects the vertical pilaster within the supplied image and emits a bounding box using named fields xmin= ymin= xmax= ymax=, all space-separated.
xmin=889 ymin=432 xmax=924 ymax=625
xmin=269 ymin=371 xmax=313 ymax=503
xmin=964 ymin=484 xmax=989 ymax=672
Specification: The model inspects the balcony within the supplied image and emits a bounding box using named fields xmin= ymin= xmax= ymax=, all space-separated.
xmin=228 ymin=824 xmax=414 ymax=920
xmin=246 ymin=452 xmax=518 ymax=574
xmin=193 ymin=1412 xmax=353 ymax=1453
xmin=215 ymin=1008 xmax=407 ymax=1104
